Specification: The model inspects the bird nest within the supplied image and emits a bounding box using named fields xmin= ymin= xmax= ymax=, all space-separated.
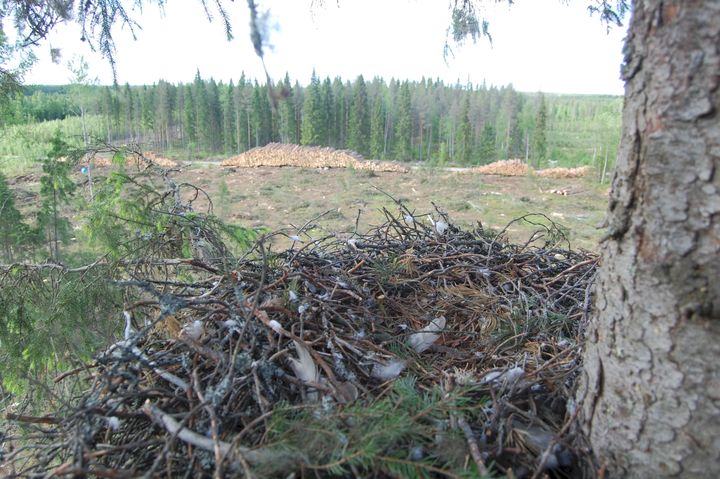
xmin=3 ymin=204 xmax=599 ymax=478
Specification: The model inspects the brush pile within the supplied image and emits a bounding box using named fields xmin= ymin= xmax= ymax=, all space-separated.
xmin=536 ymin=166 xmax=592 ymax=179
xmin=87 ymin=151 xmax=179 ymax=168
xmin=222 ymin=143 xmax=408 ymax=172
xmin=4 ymin=207 xmax=599 ymax=478
xmin=472 ymin=159 xmax=532 ymax=176
xmin=466 ymin=160 xmax=593 ymax=179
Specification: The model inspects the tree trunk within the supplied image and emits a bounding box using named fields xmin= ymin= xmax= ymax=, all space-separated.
xmin=579 ymin=1 xmax=720 ymax=477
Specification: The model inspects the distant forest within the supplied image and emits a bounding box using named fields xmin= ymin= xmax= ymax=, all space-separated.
xmin=1 ymin=71 xmax=622 ymax=167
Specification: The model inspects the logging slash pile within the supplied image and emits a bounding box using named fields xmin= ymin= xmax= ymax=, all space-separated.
xmin=467 ymin=159 xmax=592 ymax=178
xmin=87 ymin=151 xmax=179 ymax=168
xmin=222 ymin=143 xmax=409 ymax=172
xmin=535 ymin=166 xmax=593 ymax=179
xmin=2 ymin=157 xmax=599 ymax=478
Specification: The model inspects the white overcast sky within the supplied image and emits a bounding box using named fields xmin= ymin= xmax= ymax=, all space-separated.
xmin=23 ymin=0 xmax=629 ymax=95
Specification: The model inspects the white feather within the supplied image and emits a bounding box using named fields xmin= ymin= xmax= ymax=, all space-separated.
xmin=123 ymin=311 xmax=134 ymax=341
xmin=480 ymin=366 xmax=525 ymax=385
xmin=181 ymin=320 xmax=204 ymax=340
xmin=372 ymin=358 xmax=407 ymax=381
xmin=268 ymin=319 xmax=283 ymax=333
xmin=106 ymin=416 xmax=121 ymax=431
xmin=223 ymin=319 xmax=239 ymax=329
xmin=434 ymin=220 xmax=449 ymax=235
xmin=407 ymin=316 xmax=446 ymax=353
xmin=289 ymin=340 xmax=319 ymax=384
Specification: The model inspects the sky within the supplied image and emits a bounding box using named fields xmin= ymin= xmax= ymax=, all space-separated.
xmin=23 ymin=0 xmax=629 ymax=95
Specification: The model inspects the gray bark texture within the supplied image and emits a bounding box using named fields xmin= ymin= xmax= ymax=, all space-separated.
xmin=578 ymin=1 xmax=720 ymax=477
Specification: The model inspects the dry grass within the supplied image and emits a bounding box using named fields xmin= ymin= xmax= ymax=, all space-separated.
xmin=221 ymin=143 xmax=408 ymax=172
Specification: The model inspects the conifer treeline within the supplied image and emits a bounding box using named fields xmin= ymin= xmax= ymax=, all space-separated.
xmin=12 ymin=71 xmax=623 ymax=165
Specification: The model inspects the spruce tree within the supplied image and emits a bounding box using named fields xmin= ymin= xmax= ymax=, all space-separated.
xmin=292 ymin=80 xmax=304 ymax=144
xmin=193 ymin=70 xmax=210 ymax=152
xmin=37 ymin=131 xmax=76 ymax=262
xmin=478 ymin=122 xmax=497 ymax=163
xmin=140 ymin=85 xmax=154 ymax=137
xmin=394 ymin=81 xmax=412 ymax=161
xmin=123 ymin=82 xmax=134 ymax=141
xmin=223 ymin=81 xmax=237 ymax=154
xmin=207 ymin=78 xmax=223 ymax=152
xmin=235 ymin=74 xmax=249 ymax=152
xmin=533 ymin=92 xmax=548 ymax=166
xmin=347 ymin=75 xmax=370 ymax=156
xmin=332 ymin=77 xmax=346 ymax=147
xmin=457 ymin=95 xmax=472 ymax=164
xmin=370 ymin=91 xmax=386 ymax=159
xmin=321 ymin=77 xmax=335 ymax=146
xmin=300 ymin=72 xmax=323 ymax=146
xmin=278 ymin=73 xmax=296 ymax=144
xmin=183 ymin=84 xmax=196 ymax=150
xmin=154 ymin=80 xmax=174 ymax=149
xmin=102 ymin=86 xmax=114 ymax=141
xmin=0 ymin=172 xmax=30 ymax=262
xmin=250 ymin=84 xmax=273 ymax=146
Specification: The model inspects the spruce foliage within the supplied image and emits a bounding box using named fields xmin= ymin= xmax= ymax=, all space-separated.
xmin=0 ymin=172 xmax=31 ymax=262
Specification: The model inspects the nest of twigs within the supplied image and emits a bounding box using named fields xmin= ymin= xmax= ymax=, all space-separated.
xmin=3 ymin=203 xmax=599 ymax=478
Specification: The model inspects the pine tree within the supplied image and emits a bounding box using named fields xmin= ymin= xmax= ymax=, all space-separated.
xmin=347 ymin=75 xmax=370 ymax=155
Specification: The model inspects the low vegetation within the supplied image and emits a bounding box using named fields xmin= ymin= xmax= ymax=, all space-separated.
xmin=1 ymin=78 xmax=621 ymax=177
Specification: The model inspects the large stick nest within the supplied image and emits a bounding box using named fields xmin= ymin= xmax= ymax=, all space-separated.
xmin=3 ymin=201 xmax=599 ymax=478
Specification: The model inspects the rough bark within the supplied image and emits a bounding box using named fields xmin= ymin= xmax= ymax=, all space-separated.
xmin=578 ymin=1 xmax=720 ymax=477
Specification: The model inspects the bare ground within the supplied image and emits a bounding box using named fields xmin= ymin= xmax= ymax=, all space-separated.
xmin=175 ymin=162 xmax=609 ymax=252
xmin=7 ymin=160 xmax=609 ymax=252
